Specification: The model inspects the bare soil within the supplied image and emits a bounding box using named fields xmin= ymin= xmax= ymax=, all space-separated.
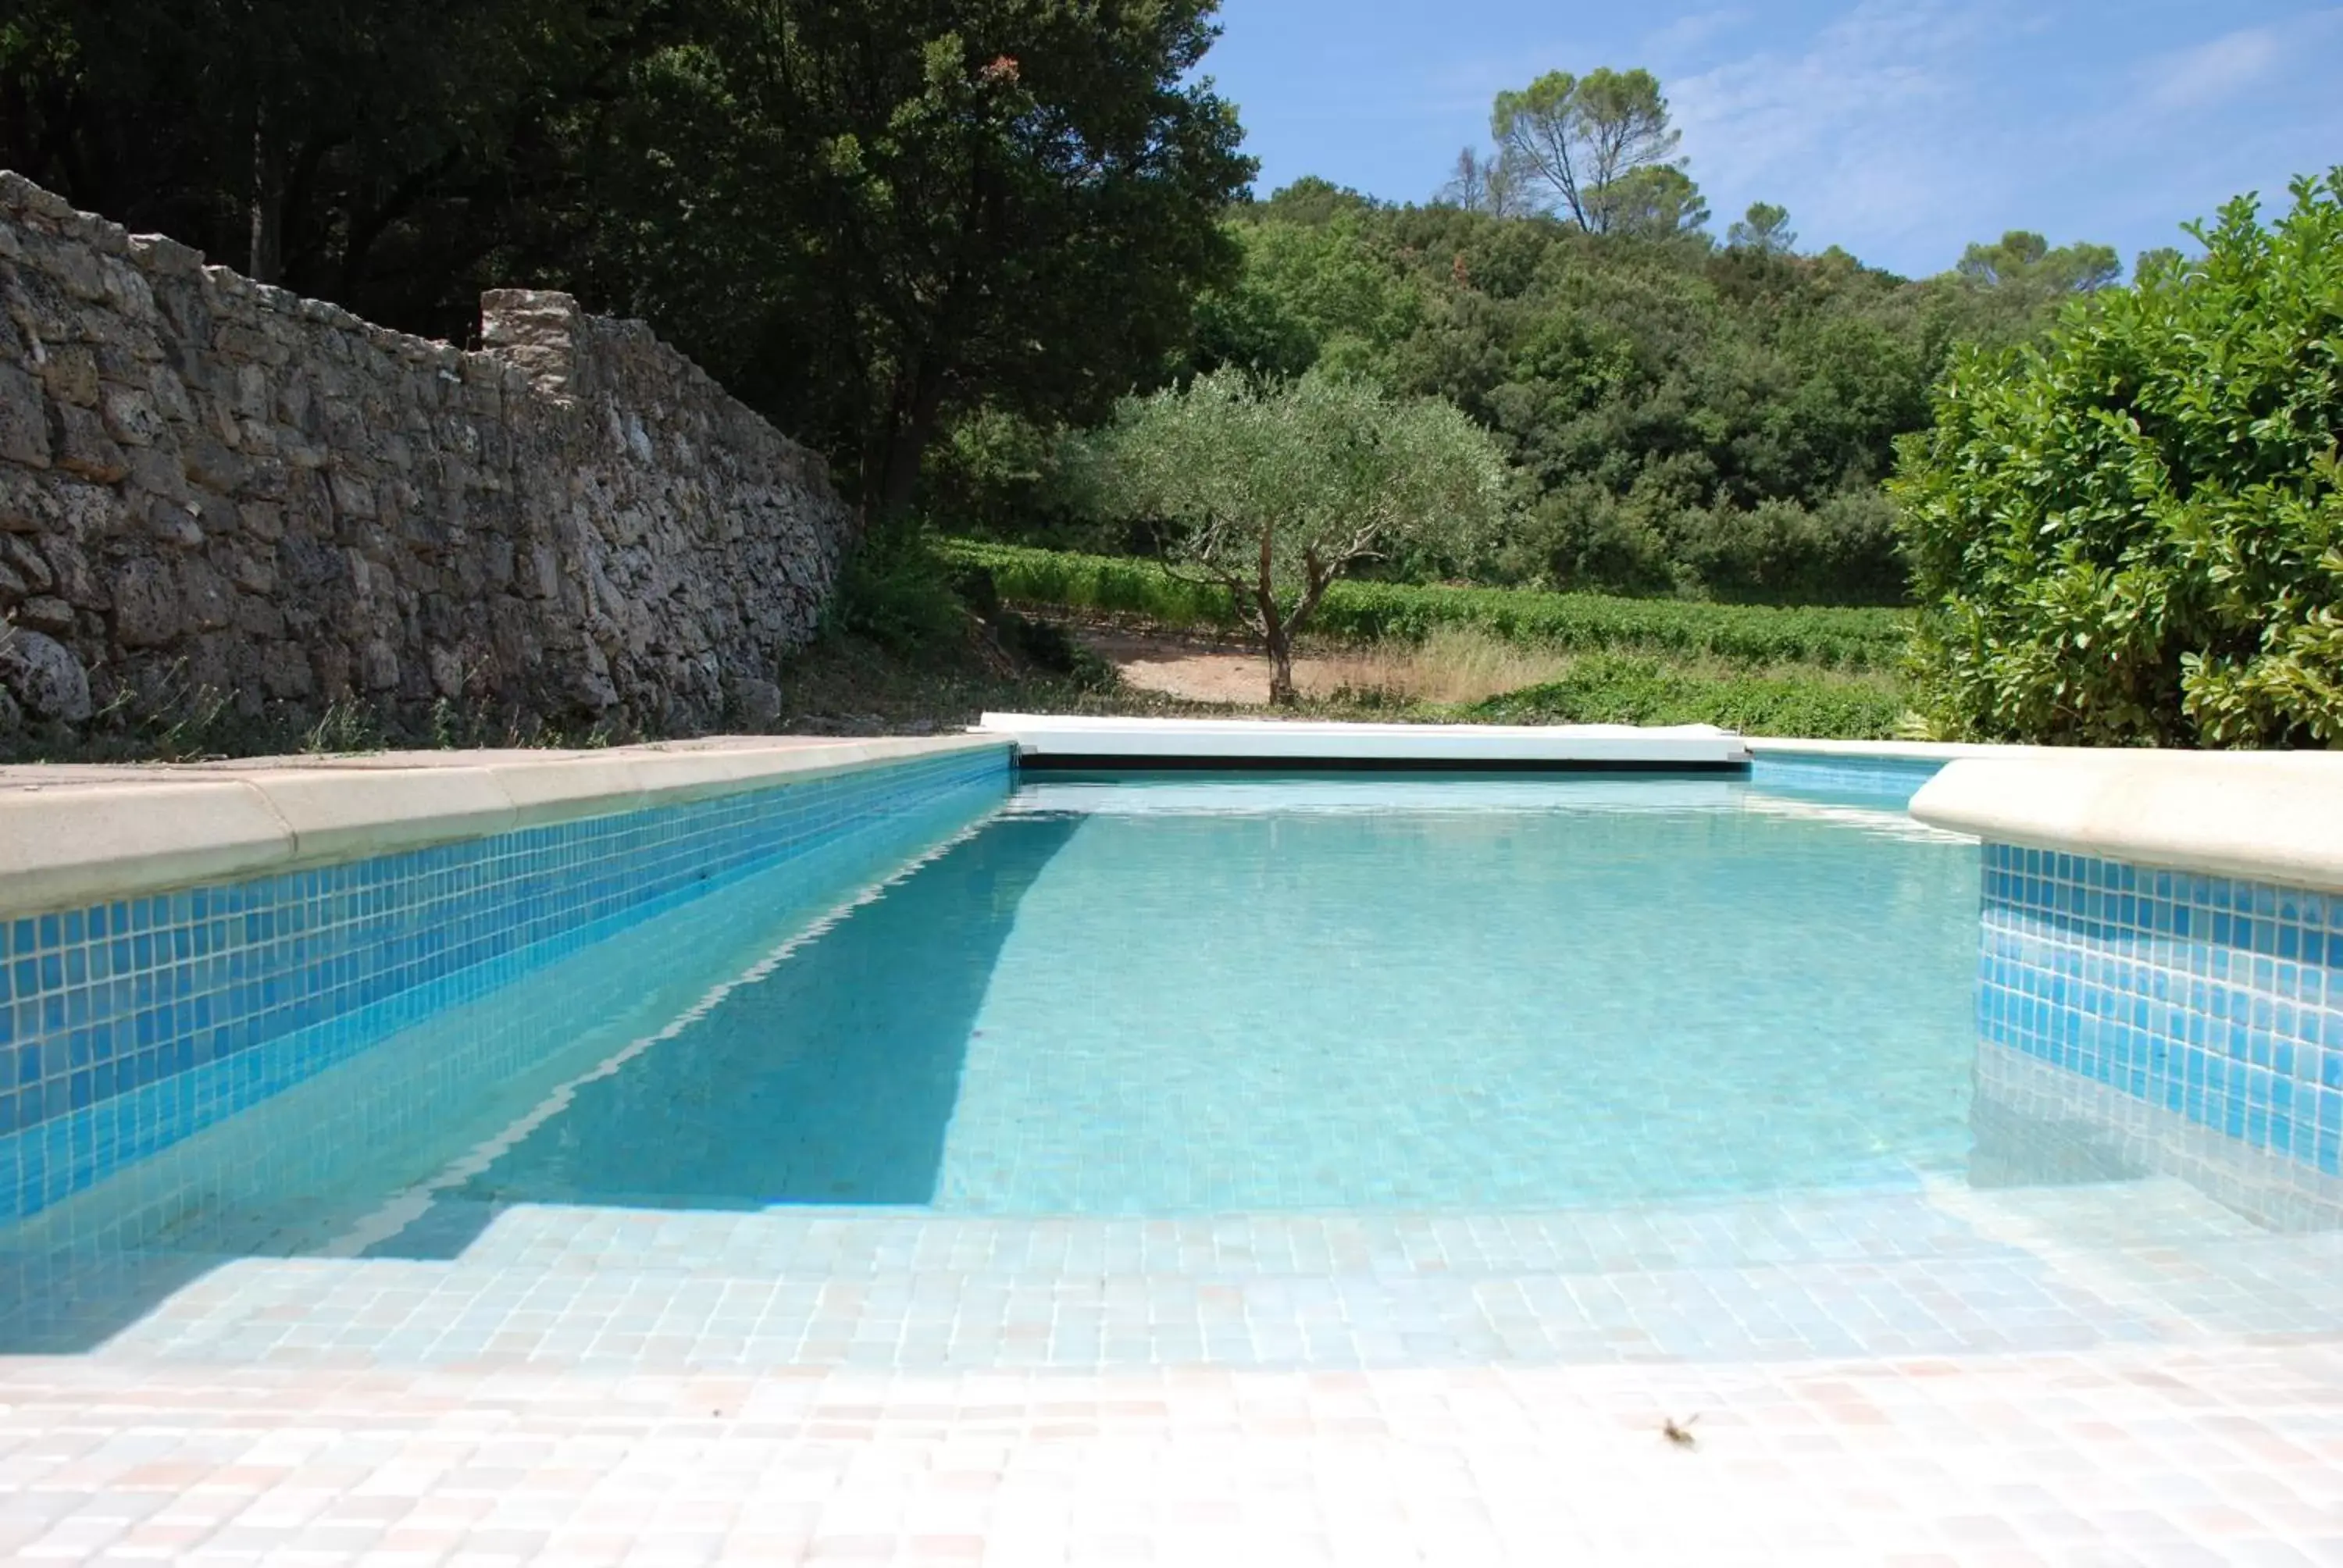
xmin=1075 ymin=629 xmax=1363 ymax=707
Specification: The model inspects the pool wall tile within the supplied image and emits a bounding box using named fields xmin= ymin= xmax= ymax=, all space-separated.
xmin=0 ymin=745 xmax=1013 ymax=1223
xmin=1977 ymin=843 xmax=2343 ymax=1181
xmin=1749 ymin=753 xmax=1947 ymax=805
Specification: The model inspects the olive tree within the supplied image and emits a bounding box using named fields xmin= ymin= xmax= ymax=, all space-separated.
xmin=1094 ymin=369 xmax=1510 ymax=704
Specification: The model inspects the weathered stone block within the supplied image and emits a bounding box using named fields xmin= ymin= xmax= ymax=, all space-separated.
xmin=39 ymin=536 xmax=102 ymax=608
xmin=733 ymin=676 xmax=783 ymax=727
xmin=14 ymin=595 xmax=72 ymax=633
xmin=259 ymin=639 xmax=313 ymax=697
xmin=124 ymin=444 xmax=188 ymax=503
xmin=358 ymin=637 xmax=399 ymax=690
xmin=100 ymin=384 xmax=165 ymax=445
xmin=180 ymin=556 xmax=234 ymax=632
xmin=35 ymin=343 xmax=100 ymax=407
xmin=51 ymin=404 xmax=129 ymax=482
xmin=0 ymin=362 xmax=50 ymax=468
xmin=232 ymin=591 xmax=284 ymax=639
xmin=0 ymin=627 xmax=91 ymax=722
xmin=2 ymin=535 xmax=54 ymax=588
xmin=239 ymin=500 xmax=284 ymax=542
xmin=112 ymin=557 xmax=180 ymax=646
xmin=184 ymin=435 xmax=248 ymax=494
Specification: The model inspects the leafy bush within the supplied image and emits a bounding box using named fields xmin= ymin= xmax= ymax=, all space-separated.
xmin=827 ymin=526 xmax=971 ymax=657
xmin=1892 ymin=170 xmax=2343 ymax=747
xmin=1466 ymin=655 xmax=1906 ymax=739
xmin=943 ymin=539 xmax=1913 ymax=670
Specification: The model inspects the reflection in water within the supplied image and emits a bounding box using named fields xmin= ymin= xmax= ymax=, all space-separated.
xmin=1970 ymin=1037 xmax=2343 ymax=1232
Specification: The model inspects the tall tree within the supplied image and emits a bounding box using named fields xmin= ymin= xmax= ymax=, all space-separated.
xmin=1955 ymin=231 xmax=2120 ymax=294
xmin=0 ymin=0 xmax=651 ymax=337
xmin=1727 ymin=201 xmax=1797 ymax=255
xmin=1593 ymin=165 xmax=1709 ymax=241
xmin=1489 ymin=67 xmax=1681 ymax=233
xmin=574 ymin=1 xmax=1253 ymax=519
xmin=1438 ymin=145 xmax=1534 ymax=219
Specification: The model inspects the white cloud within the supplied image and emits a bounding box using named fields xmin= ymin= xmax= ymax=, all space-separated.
xmin=1668 ymin=0 xmax=2003 ymax=251
xmin=2139 ymin=25 xmax=2285 ymax=112
xmin=1642 ymin=8 xmax=1748 ymax=62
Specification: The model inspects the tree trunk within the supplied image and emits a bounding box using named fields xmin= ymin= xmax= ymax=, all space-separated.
xmin=248 ymin=113 xmax=283 ymax=285
xmin=862 ymin=369 xmax=947 ymax=524
xmin=1264 ymin=620 xmax=1297 ymax=706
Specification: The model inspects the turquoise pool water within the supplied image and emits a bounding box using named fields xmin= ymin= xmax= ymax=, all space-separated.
xmin=12 ymin=764 xmax=2341 ymax=1369
xmin=437 ymin=775 xmax=1981 ymax=1218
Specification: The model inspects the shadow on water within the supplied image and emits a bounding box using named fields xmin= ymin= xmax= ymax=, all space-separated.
xmin=405 ymin=811 xmax=1084 ymax=1228
xmin=0 ymin=807 xmax=1079 ymax=1346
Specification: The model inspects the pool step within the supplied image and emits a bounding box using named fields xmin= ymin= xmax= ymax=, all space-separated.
xmin=6 ymin=1178 xmax=2334 ymax=1369
xmin=376 ymin=1176 xmax=2273 ymax=1278
xmin=27 ymin=1221 xmax=2341 ymax=1373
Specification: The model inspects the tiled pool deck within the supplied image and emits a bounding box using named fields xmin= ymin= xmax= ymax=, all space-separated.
xmin=3 ymin=1342 xmax=2340 ymax=1566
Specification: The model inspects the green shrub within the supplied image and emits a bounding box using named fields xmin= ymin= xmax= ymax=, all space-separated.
xmin=942 ymin=539 xmax=1913 ymax=671
xmin=828 ymin=527 xmax=970 ymax=657
xmin=1891 ymin=169 xmax=2343 ymax=747
xmin=1466 ymin=656 xmax=1906 ymax=739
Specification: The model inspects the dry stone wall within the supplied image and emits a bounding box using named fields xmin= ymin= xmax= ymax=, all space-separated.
xmin=0 ymin=172 xmax=852 ymax=744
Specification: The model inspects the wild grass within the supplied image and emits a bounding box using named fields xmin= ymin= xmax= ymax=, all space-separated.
xmin=1310 ymin=625 xmax=1576 ymax=706
xmin=1300 ymin=628 xmax=1909 ymax=739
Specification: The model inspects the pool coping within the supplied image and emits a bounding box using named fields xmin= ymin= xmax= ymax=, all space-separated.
xmin=6 ymin=726 xmax=2336 ymax=914
xmin=1910 ymin=748 xmax=2343 ymax=894
xmin=0 ymin=733 xmax=1009 ymax=918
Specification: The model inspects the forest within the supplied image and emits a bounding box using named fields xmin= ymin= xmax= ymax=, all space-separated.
xmin=3 ymin=3 xmax=2338 ymax=745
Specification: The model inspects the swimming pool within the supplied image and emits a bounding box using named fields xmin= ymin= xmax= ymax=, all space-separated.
xmin=2 ymin=757 xmax=2338 ymax=1368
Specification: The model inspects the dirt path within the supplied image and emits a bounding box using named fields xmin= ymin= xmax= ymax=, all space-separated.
xmin=1075 ymin=629 xmax=1363 ymax=707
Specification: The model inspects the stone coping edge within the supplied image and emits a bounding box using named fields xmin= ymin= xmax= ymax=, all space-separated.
xmin=1910 ymin=750 xmax=2343 ymax=894
xmin=1746 ymin=738 xmax=2081 ymax=762
xmin=0 ymin=734 xmax=1010 ymax=918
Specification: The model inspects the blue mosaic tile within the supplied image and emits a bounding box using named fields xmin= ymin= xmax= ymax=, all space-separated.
xmin=0 ymin=746 xmax=1013 ymax=1222
xmin=1977 ymin=842 xmax=2343 ymax=1179
xmin=1749 ymin=752 xmax=1946 ymax=806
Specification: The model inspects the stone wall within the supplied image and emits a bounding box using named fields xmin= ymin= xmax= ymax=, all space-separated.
xmin=0 ymin=172 xmax=852 ymax=744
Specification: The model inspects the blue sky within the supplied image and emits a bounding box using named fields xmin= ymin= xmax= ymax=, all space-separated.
xmin=1200 ymin=0 xmax=2343 ymax=278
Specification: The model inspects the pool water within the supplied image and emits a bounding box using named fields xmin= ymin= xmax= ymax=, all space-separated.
xmin=10 ymin=767 xmax=2340 ymax=1372
xmin=451 ymin=777 xmax=1980 ymax=1217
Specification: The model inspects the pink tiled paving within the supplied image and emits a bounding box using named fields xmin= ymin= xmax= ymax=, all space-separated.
xmin=1 ymin=1344 xmax=2340 ymax=1564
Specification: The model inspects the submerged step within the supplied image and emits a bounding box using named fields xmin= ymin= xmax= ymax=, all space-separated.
xmin=7 ymin=1179 xmax=2328 ymax=1370
xmin=23 ymin=1213 xmax=2339 ymax=1374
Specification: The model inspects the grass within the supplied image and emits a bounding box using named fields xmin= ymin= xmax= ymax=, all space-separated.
xmin=1458 ymin=655 xmax=1910 ymax=738
xmin=1296 ymin=629 xmax=1908 ymax=739
xmin=943 ymin=538 xmax=1915 ymax=672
